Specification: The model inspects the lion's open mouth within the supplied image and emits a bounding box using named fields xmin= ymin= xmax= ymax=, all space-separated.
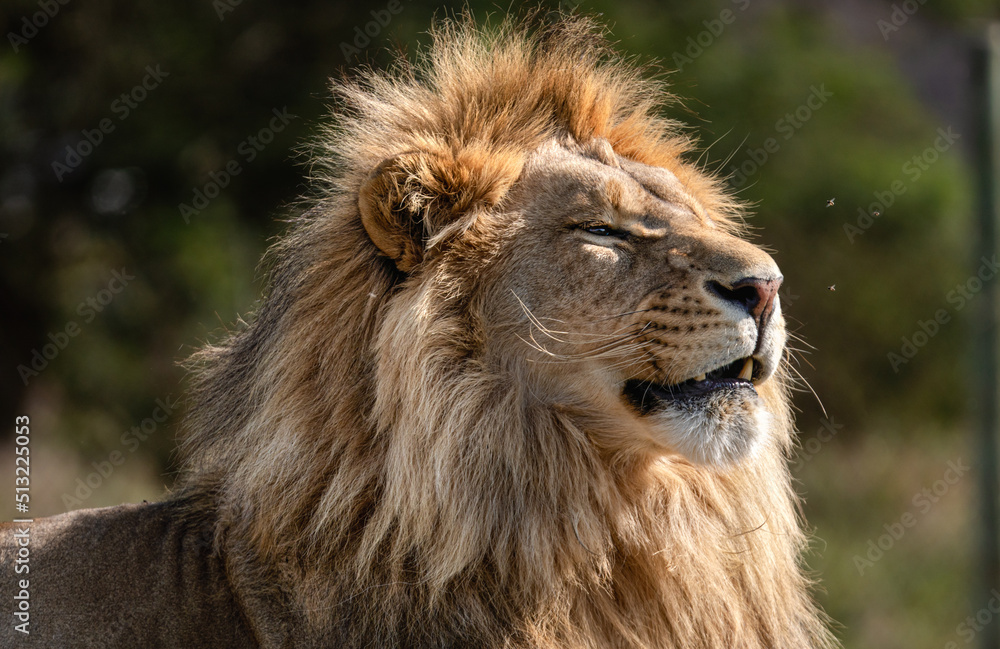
xmin=623 ymin=357 xmax=762 ymax=414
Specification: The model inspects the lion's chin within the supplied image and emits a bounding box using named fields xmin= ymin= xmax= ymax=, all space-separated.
xmin=626 ymin=382 xmax=770 ymax=466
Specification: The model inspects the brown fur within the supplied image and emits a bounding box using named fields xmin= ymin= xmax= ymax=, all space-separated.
xmin=0 ymin=499 xmax=259 ymax=647
xmin=179 ymin=14 xmax=835 ymax=647
xmin=2 ymin=14 xmax=837 ymax=649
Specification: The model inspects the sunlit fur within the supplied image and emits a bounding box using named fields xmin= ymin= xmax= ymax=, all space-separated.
xmin=178 ymin=14 xmax=837 ymax=648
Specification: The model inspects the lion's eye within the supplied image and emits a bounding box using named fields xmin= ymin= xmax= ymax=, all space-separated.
xmin=579 ymin=223 xmax=624 ymax=238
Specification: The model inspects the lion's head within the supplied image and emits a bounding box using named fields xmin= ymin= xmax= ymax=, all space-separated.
xmin=179 ymin=15 xmax=834 ymax=649
xmin=363 ymin=136 xmax=786 ymax=467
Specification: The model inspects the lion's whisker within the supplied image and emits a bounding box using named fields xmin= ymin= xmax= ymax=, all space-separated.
xmin=784 ymin=358 xmax=827 ymax=418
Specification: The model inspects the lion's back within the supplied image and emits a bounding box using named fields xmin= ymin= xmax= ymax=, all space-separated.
xmin=0 ymin=499 xmax=259 ymax=648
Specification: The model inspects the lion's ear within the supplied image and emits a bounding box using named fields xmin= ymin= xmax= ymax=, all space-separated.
xmin=358 ymin=153 xmax=427 ymax=273
xmin=360 ymin=148 xmax=522 ymax=272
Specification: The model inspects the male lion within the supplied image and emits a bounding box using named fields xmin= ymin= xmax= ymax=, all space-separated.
xmin=1 ymin=15 xmax=837 ymax=649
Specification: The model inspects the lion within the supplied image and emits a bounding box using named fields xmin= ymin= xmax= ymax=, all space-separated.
xmin=1 ymin=15 xmax=837 ymax=649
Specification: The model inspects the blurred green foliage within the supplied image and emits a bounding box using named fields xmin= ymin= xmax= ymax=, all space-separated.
xmin=2 ymin=1 xmax=998 ymax=647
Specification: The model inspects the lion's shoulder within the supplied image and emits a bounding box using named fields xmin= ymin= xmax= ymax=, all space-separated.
xmin=1 ymin=499 xmax=265 ymax=648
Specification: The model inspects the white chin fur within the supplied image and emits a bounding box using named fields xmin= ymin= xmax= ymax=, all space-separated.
xmin=647 ymin=390 xmax=771 ymax=466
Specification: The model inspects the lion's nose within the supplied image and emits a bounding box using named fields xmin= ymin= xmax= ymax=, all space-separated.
xmin=707 ymin=276 xmax=782 ymax=323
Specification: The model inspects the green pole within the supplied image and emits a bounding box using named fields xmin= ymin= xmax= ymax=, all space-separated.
xmin=976 ymin=24 xmax=1000 ymax=649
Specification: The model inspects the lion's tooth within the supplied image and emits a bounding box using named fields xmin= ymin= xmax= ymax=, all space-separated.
xmin=738 ymin=358 xmax=753 ymax=381
xmin=694 ymin=373 xmax=706 ymax=381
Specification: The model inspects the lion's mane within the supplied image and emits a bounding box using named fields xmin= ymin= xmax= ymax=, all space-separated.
xmin=178 ymin=15 xmax=835 ymax=649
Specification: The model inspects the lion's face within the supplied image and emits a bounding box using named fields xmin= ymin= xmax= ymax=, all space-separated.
xmin=484 ymin=139 xmax=786 ymax=465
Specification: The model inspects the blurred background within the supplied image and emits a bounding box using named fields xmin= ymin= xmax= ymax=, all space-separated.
xmin=2 ymin=0 xmax=999 ymax=646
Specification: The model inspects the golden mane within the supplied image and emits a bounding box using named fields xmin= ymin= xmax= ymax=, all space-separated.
xmin=178 ymin=14 xmax=835 ymax=648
